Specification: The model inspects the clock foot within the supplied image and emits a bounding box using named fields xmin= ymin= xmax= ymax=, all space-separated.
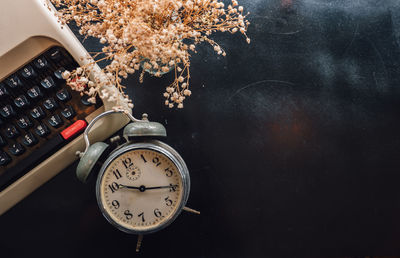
xmin=136 ymin=234 xmax=144 ymax=252
xmin=183 ymin=206 xmax=200 ymax=215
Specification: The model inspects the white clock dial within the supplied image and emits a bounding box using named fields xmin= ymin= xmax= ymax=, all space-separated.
xmin=99 ymin=148 xmax=184 ymax=233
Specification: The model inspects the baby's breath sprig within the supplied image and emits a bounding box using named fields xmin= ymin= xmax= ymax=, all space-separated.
xmin=48 ymin=0 xmax=250 ymax=108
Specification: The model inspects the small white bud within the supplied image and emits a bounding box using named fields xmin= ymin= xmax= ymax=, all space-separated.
xmin=62 ymin=70 xmax=71 ymax=79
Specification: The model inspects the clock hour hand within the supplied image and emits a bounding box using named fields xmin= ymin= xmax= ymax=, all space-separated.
xmin=118 ymin=184 xmax=140 ymax=190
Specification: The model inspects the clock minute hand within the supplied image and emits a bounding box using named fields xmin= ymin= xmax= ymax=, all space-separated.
xmin=145 ymin=185 xmax=178 ymax=190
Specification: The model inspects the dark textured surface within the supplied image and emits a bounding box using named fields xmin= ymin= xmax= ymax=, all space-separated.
xmin=2 ymin=0 xmax=400 ymax=257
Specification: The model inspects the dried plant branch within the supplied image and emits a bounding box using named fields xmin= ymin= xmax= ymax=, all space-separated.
xmin=47 ymin=0 xmax=250 ymax=108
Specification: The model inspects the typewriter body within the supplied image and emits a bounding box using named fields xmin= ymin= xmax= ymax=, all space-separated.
xmin=0 ymin=0 xmax=129 ymax=214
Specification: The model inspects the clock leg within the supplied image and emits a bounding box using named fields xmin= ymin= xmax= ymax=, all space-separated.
xmin=136 ymin=234 xmax=144 ymax=252
xmin=183 ymin=206 xmax=200 ymax=215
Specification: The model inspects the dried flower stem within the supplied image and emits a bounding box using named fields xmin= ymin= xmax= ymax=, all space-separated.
xmin=48 ymin=0 xmax=250 ymax=108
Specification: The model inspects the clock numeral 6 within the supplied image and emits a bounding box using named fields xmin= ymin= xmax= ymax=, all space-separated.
xmin=165 ymin=196 xmax=173 ymax=206
xmin=154 ymin=208 xmax=162 ymax=218
xmin=108 ymin=182 xmax=120 ymax=193
xmin=124 ymin=210 xmax=133 ymax=220
xmin=112 ymin=200 xmax=120 ymax=209
xmin=152 ymin=157 xmax=161 ymax=167
xmin=165 ymin=167 xmax=173 ymax=177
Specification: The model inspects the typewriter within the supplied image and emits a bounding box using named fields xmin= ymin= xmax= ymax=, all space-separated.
xmin=0 ymin=0 xmax=129 ymax=214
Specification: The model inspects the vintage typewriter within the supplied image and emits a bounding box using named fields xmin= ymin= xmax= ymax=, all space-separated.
xmin=0 ymin=0 xmax=129 ymax=214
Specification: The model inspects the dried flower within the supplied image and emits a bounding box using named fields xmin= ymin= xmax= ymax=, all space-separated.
xmin=47 ymin=0 xmax=250 ymax=108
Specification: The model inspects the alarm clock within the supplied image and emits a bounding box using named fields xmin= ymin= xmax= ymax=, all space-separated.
xmin=75 ymin=110 xmax=192 ymax=240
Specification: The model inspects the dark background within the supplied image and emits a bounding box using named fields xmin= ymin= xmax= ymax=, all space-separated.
xmin=2 ymin=0 xmax=400 ymax=257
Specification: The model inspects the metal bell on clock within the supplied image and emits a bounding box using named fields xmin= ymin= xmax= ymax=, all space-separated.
xmin=123 ymin=113 xmax=167 ymax=140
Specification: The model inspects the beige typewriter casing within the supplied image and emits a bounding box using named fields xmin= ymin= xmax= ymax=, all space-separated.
xmin=0 ymin=0 xmax=129 ymax=214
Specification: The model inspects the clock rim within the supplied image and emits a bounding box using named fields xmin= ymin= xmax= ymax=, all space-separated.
xmin=95 ymin=140 xmax=190 ymax=235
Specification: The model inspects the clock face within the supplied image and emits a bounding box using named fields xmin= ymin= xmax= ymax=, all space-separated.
xmin=98 ymin=148 xmax=184 ymax=234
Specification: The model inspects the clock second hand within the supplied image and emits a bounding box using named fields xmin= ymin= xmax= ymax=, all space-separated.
xmin=119 ymin=184 xmax=178 ymax=192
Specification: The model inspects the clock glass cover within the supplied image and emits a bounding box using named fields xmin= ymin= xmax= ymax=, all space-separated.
xmin=97 ymin=145 xmax=186 ymax=234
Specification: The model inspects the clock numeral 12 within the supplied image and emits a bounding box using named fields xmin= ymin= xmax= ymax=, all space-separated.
xmin=122 ymin=157 xmax=133 ymax=169
xmin=141 ymin=154 xmax=147 ymax=163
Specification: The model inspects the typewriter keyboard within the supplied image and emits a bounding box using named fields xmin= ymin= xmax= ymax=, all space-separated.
xmin=0 ymin=46 xmax=100 ymax=191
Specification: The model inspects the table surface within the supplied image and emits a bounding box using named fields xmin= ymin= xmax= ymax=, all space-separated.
xmin=2 ymin=0 xmax=400 ymax=257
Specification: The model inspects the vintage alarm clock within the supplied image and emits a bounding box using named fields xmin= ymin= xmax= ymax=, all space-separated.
xmin=76 ymin=109 xmax=198 ymax=251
